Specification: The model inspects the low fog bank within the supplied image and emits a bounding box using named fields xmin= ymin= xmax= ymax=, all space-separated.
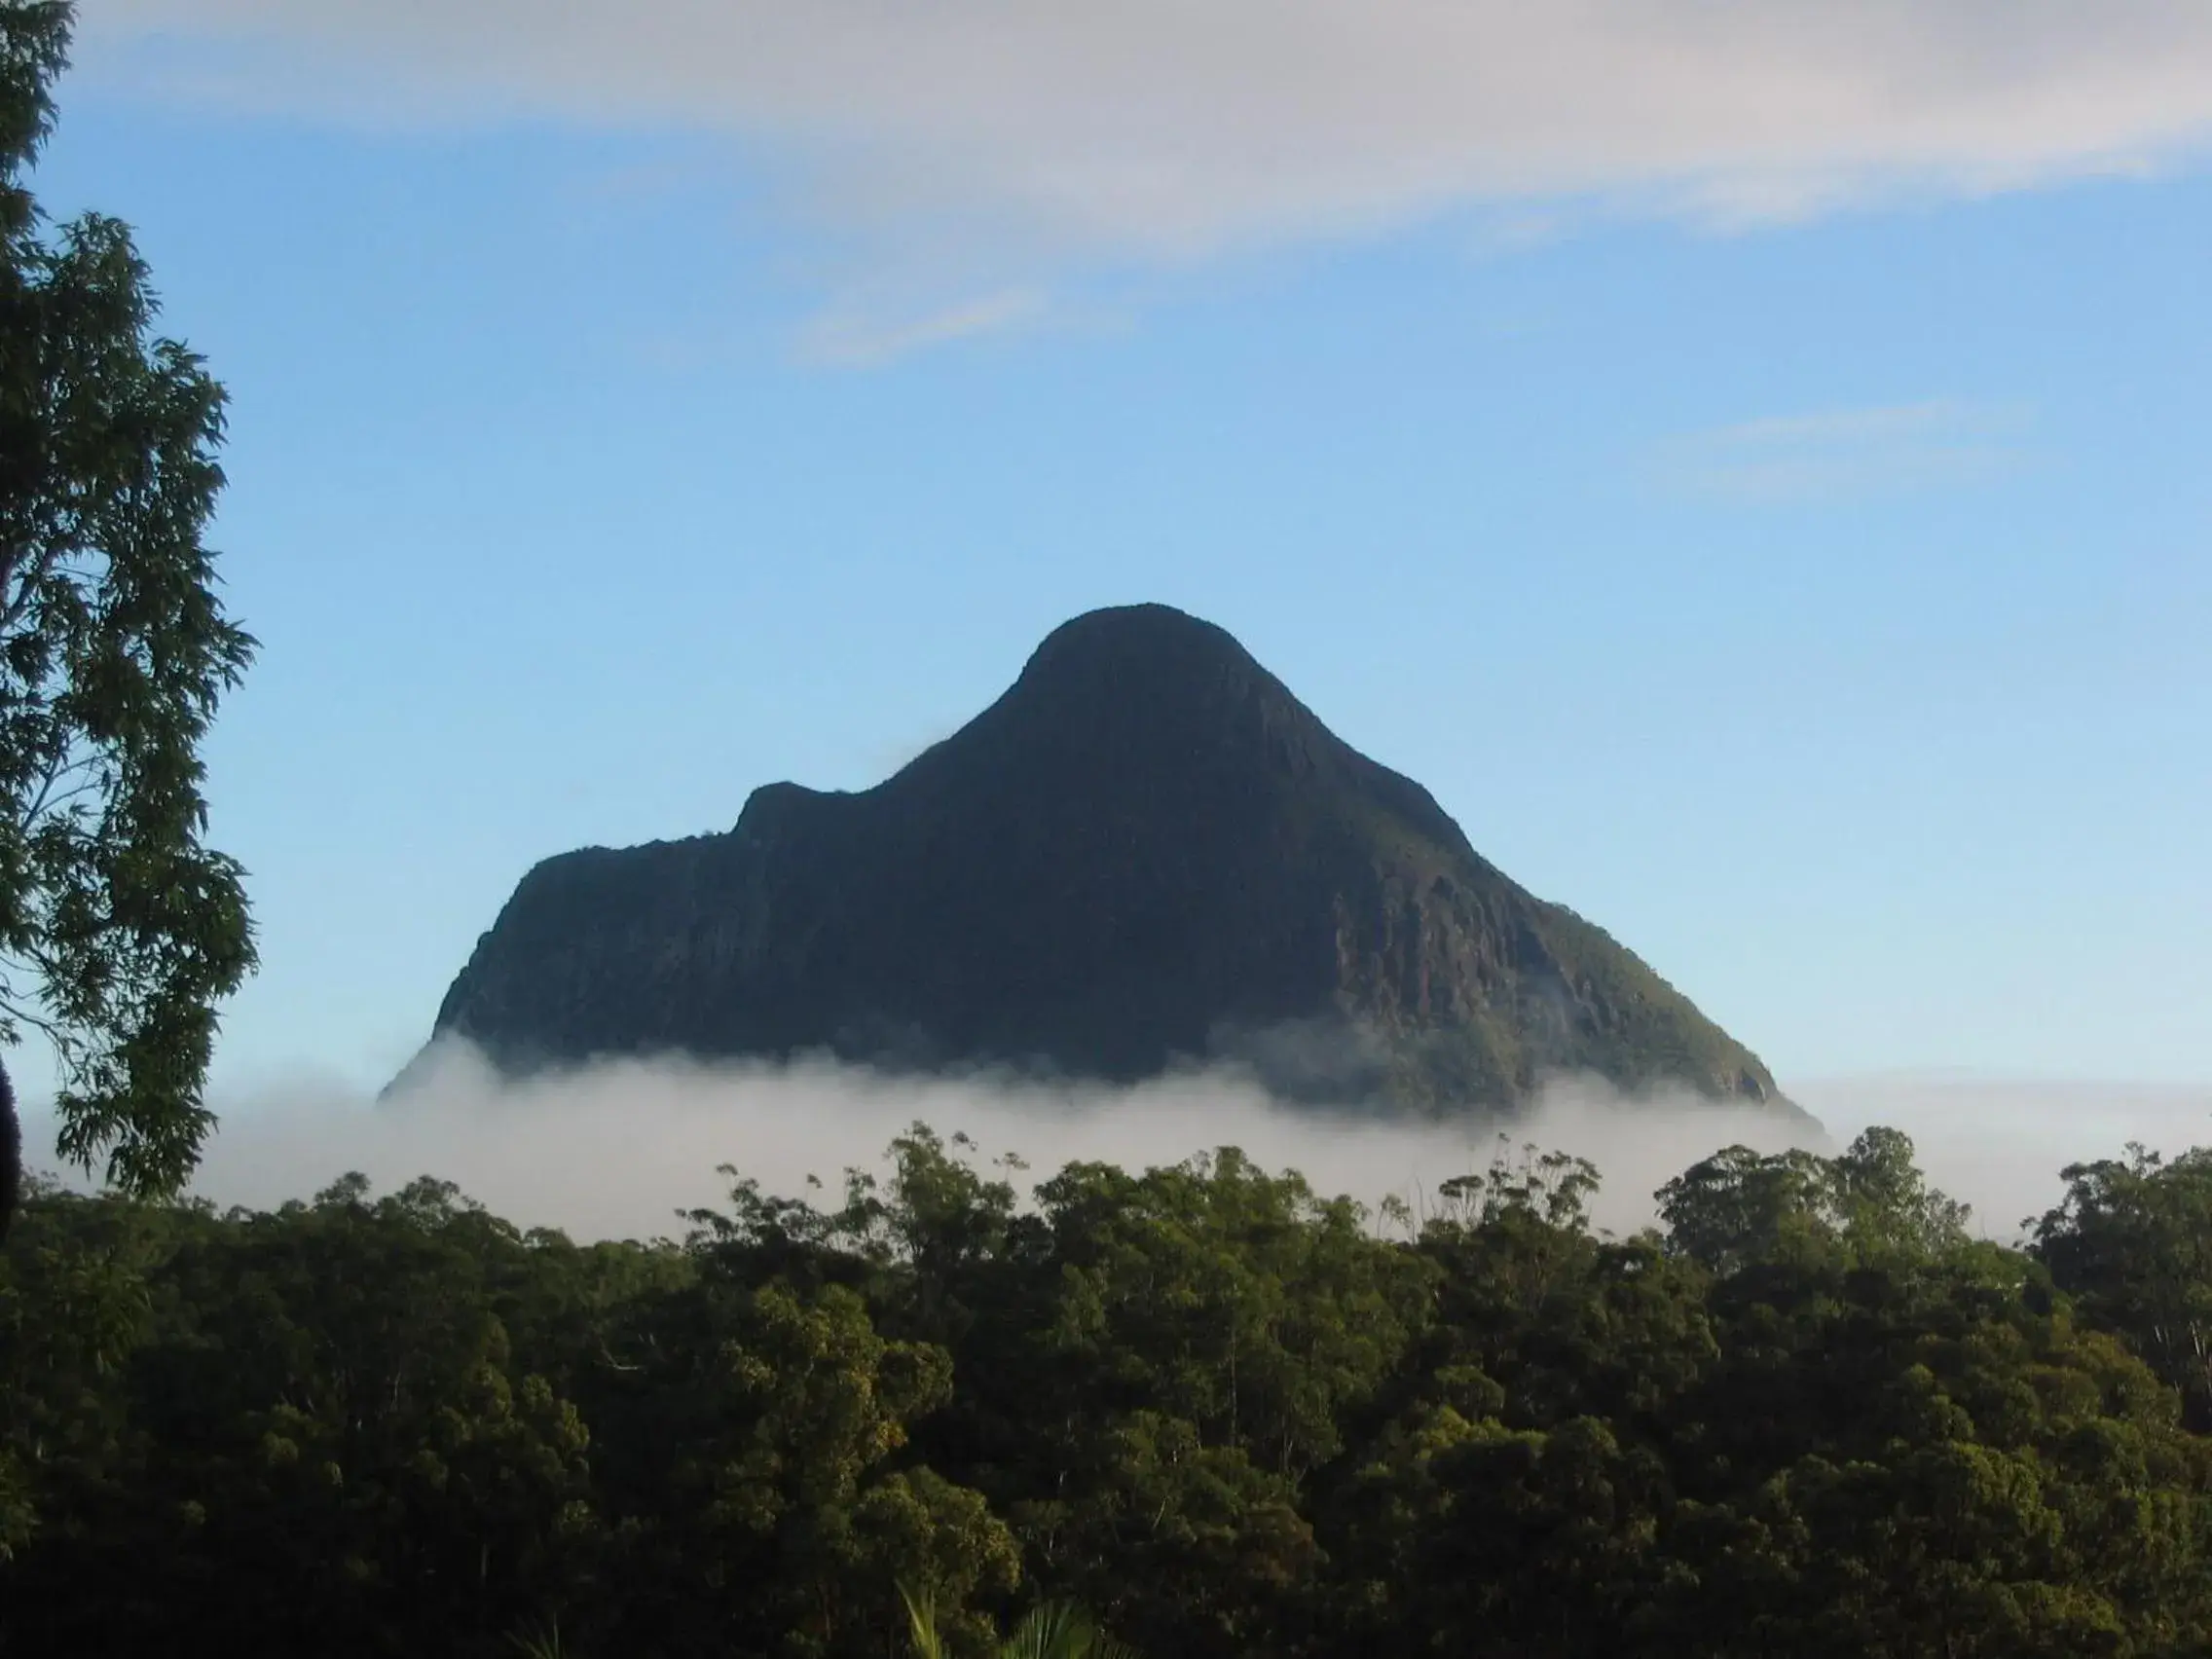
xmin=1797 ymin=1073 xmax=2212 ymax=1235
xmin=17 ymin=1042 xmax=2212 ymax=1246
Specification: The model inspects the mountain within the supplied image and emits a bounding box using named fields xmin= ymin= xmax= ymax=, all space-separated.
xmin=404 ymin=604 xmax=1805 ymax=1123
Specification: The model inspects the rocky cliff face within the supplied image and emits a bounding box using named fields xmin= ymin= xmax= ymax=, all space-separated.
xmin=409 ymin=604 xmax=1802 ymax=1121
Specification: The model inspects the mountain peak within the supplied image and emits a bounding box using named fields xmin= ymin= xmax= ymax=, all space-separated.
xmin=1019 ymin=602 xmax=1253 ymax=679
xmin=409 ymin=605 xmax=1806 ymax=1126
xmin=979 ymin=602 xmax=1307 ymax=755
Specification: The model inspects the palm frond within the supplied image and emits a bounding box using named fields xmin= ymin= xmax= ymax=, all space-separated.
xmin=1002 ymin=1600 xmax=1138 ymax=1659
xmin=505 ymin=1617 xmax=566 ymax=1659
xmin=900 ymin=1580 xmax=947 ymax=1659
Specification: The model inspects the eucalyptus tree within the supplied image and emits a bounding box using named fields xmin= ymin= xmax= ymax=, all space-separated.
xmin=0 ymin=0 xmax=256 ymax=1238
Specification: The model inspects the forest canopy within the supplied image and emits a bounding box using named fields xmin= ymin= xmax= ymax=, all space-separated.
xmin=7 ymin=1123 xmax=2212 ymax=1657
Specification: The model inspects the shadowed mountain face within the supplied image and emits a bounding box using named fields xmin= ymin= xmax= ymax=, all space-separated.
xmin=412 ymin=605 xmax=1803 ymax=1122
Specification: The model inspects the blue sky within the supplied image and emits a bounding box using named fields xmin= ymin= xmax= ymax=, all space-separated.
xmin=18 ymin=2 xmax=2210 ymax=1105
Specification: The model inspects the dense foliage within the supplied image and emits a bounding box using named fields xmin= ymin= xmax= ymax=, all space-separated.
xmin=6 ymin=1123 xmax=2212 ymax=1656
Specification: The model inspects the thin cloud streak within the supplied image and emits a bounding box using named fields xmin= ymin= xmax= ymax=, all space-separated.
xmin=1701 ymin=399 xmax=2033 ymax=450
xmin=1656 ymin=397 xmax=2037 ymax=501
xmin=798 ymin=288 xmax=1051 ymax=368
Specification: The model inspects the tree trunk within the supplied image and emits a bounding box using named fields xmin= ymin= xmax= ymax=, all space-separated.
xmin=0 ymin=1055 xmax=18 ymax=1242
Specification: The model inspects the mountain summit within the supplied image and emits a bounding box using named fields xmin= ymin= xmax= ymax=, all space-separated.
xmin=408 ymin=604 xmax=1801 ymax=1120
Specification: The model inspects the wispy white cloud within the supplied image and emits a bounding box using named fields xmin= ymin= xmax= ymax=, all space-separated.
xmin=75 ymin=3 xmax=2212 ymax=293
xmin=1656 ymin=397 xmax=2036 ymax=501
